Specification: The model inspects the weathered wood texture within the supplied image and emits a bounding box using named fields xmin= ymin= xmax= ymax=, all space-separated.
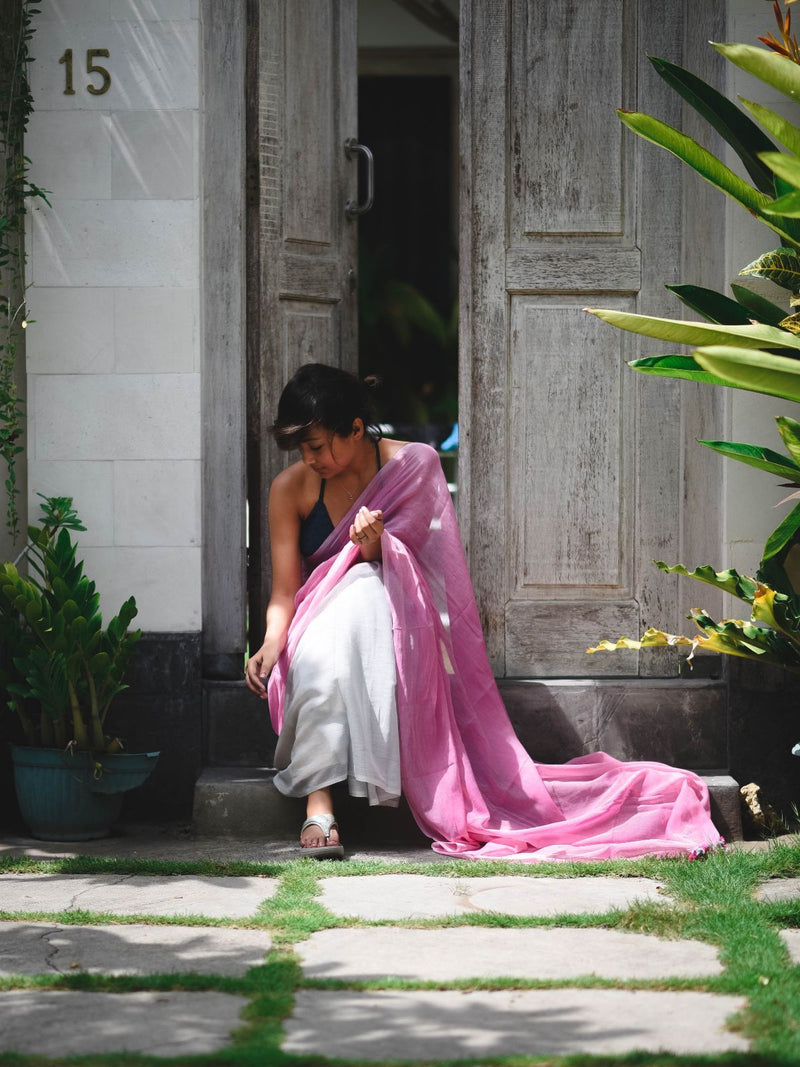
xmin=460 ymin=0 xmax=726 ymax=678
xmin=201 ymin=0 xmax=247 ymax=674
xmin=248 ymin=0 xmax=358 ymax=652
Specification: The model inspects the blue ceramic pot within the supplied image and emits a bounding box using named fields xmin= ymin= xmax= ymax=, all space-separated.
xmin=11 ymin=746 xmax=160 ymax=841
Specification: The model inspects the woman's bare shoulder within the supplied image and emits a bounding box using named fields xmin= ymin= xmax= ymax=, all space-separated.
xmin=380 ymin=438 xmax=409 ymax=462
xmin=270 ymin=460 xmax=313 ymax=504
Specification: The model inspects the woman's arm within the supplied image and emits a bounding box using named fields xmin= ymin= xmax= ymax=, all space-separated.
xmin=244 ymin=472 xmax=303 ymax=699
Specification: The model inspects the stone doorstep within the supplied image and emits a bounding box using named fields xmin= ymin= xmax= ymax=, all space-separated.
xmin=191 ymin=766 xmax=743 ymax=843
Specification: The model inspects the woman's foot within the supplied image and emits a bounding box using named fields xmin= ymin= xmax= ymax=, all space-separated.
xmin=301 ymin=818 xmax=340 ymax=849
xmin=299 ymin=812 xmax=344 ymax=859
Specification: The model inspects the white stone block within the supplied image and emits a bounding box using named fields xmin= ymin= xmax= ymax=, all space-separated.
xmin=25 ymin=112 xmax=112 ymax=200
xmin=114 ymin=288 xmax=198 ymax=372
xmin=37 ymin=0 xmax=197 ymax=22
xmin=114 ymin=460 xmax=200 ymax=546
xmin=26 ymin=288 xmax=114 ymax=374
xmin=79 ymin=546 xmax=201 ymax=631
xmin=31 ymin=373 xmax=201 ymax=461
xmin=30 ymin=20 xmax=199 ymax=111
xmin=29 ymin=199 xmax=198 ymax=288
xmin=27 ymin=461 xmax=114 ymax=547
xmin=111 ymin=111 xmax=197 ymax=199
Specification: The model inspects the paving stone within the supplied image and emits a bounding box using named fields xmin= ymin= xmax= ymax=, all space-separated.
xmin=319 ymin=875 xmax=665 ymax=919
xmin=297 ymin=927 xmax=723 ymax=982
xmin=780 ymin=928 xmax=800 ymax=965
xmin=0 ymin=990 xmax=248 ymax=1057
xmin=0 ymin=874 xmax=278 ymax=918
xmin=283 ymin=989 xmax=749 ymax=1059
xmin=757 ymin=878 xmax=800 ymax=903
xmin=0 ymin=921 xmax=271 ymax=976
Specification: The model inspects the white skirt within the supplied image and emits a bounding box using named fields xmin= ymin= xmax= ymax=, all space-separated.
xmin=272 ymin=561 xmax=401 ymax=806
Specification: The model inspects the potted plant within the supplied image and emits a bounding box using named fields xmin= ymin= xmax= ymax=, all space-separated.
xmin=1 ymin=495 xmax=158 ymax=839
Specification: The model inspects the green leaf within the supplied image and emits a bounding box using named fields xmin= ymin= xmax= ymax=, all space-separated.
xmin=759 ymin=150 xmax=800 ymax=189
xmin=648 ymin=56 xmax=777 ymax=194
xmin=628 ymin=354 xmax=746 ymax=390
xmin=777 ymin=415 xmax=800 ymax=465
xmin=740 ymin=247 xmax=800 ymax=292
xmin=654 ymin=560 xmax=759 ymax=603
xmin=617 ymin=109 xmax=800 ymax=245
xmin=666 ymin=284 xmax=754 ymax=325
xmin=730 ymin=283 xmax=788 ymax=326
xmin=714 ymin=43 xmax=800 ymax=103
xmin=740 ymin=97 xmax=800 ymax=157
xmin=586 ymin=306 xmax=800 ymax=350
xmin=693 ymin=344 xmax=800 ymax=402
xmin=698 ymin=439 xmax=800 ymax=480
xmin=764 ymin=501 xmax=800 ymax=560
xmin=763 ymin=189 xmax=800 ymax=218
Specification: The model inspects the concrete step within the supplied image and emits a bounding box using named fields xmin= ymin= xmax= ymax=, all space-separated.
xmin=192 ymin=767 xmax=742 ymax=843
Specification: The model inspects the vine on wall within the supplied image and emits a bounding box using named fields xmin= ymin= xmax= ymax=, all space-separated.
xmin=0 ymin=1 xmax=48 ymax=543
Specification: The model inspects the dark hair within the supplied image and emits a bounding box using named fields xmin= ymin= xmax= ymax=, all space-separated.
xmin=271 ymin=363 xmax=380 ymax=451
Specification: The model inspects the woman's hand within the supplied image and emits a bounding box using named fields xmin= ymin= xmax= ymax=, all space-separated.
xmin=245 ymin=640 xmax=280 ymax=699
xmin=350 ymin=506 xmax=384 ymax=556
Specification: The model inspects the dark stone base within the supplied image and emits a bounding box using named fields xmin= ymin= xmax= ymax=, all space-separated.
xmin=90 ymin=632 xmax=202 ymax=823
xmin=203 ymin=680 xmax=277 ymax=766
xmin=499 ymin=678 xmax=728 ymax=770
xmin=728 ymin=660 xmax=800 ymax=823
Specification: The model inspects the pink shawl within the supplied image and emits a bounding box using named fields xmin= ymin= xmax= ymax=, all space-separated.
xmin=268 ymin=443 xmax=721 ymax=861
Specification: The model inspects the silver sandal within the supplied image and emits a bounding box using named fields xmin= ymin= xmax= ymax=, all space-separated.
xmin=300 ymin=813 xmax=344 ymax=860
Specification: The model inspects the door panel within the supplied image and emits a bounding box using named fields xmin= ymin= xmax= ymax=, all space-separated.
xmin=247 ymin=0 xmax=357 ymax=654
xmin=460 ymin=0 xmax=727 ymax=678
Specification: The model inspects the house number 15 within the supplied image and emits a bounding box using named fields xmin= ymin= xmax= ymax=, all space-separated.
xmin=59 ymin=49 xmax=112 ymax=96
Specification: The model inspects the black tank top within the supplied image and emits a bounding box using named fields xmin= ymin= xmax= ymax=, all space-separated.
xmin=299 ymin=439 xmax=382 ymax=557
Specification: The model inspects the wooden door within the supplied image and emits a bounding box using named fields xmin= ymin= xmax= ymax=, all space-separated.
xmin=459 ymin=1 xmax=727 ymax=677
xmin=247 ymin=0 xmax=359 ymax=652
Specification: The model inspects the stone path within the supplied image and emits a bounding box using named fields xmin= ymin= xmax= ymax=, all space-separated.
xmin=5 ymin=862 xmax=800 ymax=1059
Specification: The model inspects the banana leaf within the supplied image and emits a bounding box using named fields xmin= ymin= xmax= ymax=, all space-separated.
xmin=692 ymin=344 xmax=800 ymax=403
xmin=740 ymin=97 xmax=800 ymax=157
xmin=617 ymin=109 xmax=800 ymax=246
xmin=714 ymin=43 xmax=800 ymax=104
xmin=730 ymin=283 xmax=788 ymax=326
xmin=586 ymin=307 xmax=800 ymax=350
xmin=648 ymin=55 xmax=777 ymax=194
xmin=666 ymin=284 xmax=755 ymax=324
xmin=697 ymin=439 xmax=800 ymax=480
xmin=628 ymin=354 xmax=750 ymax=391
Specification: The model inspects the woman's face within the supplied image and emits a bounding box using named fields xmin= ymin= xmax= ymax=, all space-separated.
xmin=299 ymin=422 xmax=362 ymax=477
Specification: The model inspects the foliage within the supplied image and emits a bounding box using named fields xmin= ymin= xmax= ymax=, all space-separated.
xmin=588 ymin=8 xmax=800 ymax=676
xmin=0 ymin=495 xmax=141 ymax=751
xmin=358 ymin=244 xmax=458 ymax=428
xmin=0 ymin=2 xmax=49 ymax=542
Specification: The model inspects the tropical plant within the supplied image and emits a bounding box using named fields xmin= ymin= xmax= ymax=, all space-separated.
xmin=0 ymin=495 xmax=141 ymax=752
xmin=0 ymin=2 xmax=48 ymax=542
xmin=587 ymin=6 xmax=800 ymax=673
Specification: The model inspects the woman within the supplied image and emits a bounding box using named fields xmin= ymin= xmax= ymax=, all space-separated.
xmin=246 ymin=363 xmax=722 ymax=861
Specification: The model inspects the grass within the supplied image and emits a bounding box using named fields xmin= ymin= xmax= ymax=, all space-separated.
xmin=2 ymin=843 xmax=800 ymax=1065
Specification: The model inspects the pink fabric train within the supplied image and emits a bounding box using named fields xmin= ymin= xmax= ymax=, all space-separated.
xmin=268 ymin=442 xmax=721 ymax=861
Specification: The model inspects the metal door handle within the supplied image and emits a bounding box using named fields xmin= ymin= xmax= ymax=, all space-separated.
xmin=344 ymin=138 xmax=374 ymax=218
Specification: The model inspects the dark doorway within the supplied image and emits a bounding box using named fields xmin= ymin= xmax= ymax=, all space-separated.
xmin=357 ymin=73 xmax=457 ymax=444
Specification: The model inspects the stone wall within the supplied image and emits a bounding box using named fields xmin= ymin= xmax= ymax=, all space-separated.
xmin=24 ymin=0 xmax=201 ymax=635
